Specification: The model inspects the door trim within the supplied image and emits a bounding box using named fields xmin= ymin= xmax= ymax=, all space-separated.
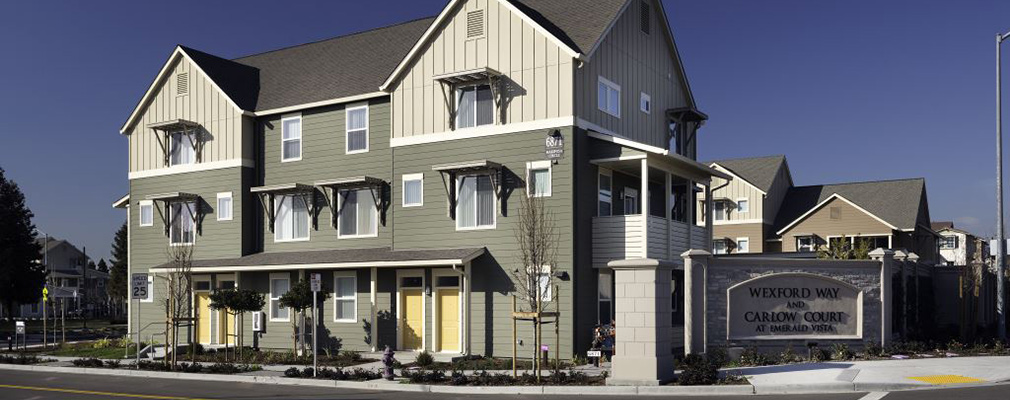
xmin=395 ymin=269 xmax=426 ymax=351
xmin=431 ymin=268 xmax=462 ymax=353
xmin=193 ymin=275 xmax=213 ymax=345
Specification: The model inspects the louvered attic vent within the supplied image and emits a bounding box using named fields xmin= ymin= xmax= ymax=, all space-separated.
xmin=467 ymin=10 xmax=485 ymax=39
xmin=176 ymin=72 xmax=189 ymax=96
xmin=640 ymin=0 xmax=650 ymax=35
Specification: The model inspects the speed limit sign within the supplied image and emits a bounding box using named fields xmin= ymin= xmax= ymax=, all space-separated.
xmin=131 ymin=273 xmax=149 ymax=300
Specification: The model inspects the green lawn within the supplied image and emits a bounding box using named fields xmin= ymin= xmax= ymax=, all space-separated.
xmin=47 ymin=345 xmax=137 ymax=359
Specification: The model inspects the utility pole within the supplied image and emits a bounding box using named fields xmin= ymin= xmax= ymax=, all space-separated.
xmin=997 ymin=31 xmax=1010 ymax=340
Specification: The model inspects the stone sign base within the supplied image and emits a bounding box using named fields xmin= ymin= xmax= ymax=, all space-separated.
xmin=605 ymin=258 xmax=675 ymax=386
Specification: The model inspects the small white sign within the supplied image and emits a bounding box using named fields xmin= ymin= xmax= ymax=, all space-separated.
xmin=310 ymin=273 xmax=322 ymax=292
xmin=15 ymin=321 xmax=25 ymax=335
xmin=252 ymin=311 xmax=264 ymax=332
xmin=587 ymin=350 xmax=602 ymax=358
xmin=131 ymin=273 xmax=149 ymax=300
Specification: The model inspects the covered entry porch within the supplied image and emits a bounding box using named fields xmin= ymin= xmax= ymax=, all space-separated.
xmin=152 ymin=247 xmax=485 ymax=355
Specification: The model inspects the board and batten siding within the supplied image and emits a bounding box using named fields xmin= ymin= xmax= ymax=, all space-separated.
xmin=127 ymin=56 xmax=249 ymax=173
xmin=705 ymin=169 xmax=766 ymax=223
xmin=390 ymin=0 xmax=575 ymax=138
xmin=391 ymin=127 xmax=575 ymax=357
xmin=575 ymin=0 xmax=690 ymax=149
xmin=257 ymin=99 xmax=392 ymax=253
xmin=780 ymin=197 xmax=894 ymax=252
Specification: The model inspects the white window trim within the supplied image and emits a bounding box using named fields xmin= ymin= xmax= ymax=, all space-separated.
xmin=216 ymin=192 xmax=233 ymax=221
xmin=796 ymin=236 xmax=816 ymax=252
xmin=598 ymin=168 xmax=612 ymax=216
xmin=281 ymin=114 xmax=302 ymax=163
xmin=345 ymin=105 xmax=369 ymax=154
xmin=713 ymin=239 xmax=728 ymax=255
xmin=402 ymin=173 xmax=424 ymax=207
xmin=736 ymin=237 xmax=750 ymax=254
xmin=528 ymin=265 xmax=553 ymax=302
xmin=337 ymin=188 xmax=379 ymax=239
xmin=169 ymin=201 xmax=196 ymax=246
xmin=455 ymin=174 xmax=497 ymax=231
xmin=168 ymin=131 xmax=197 ymax=167
xmin=640 ymin=92 xmax=651 ymax=114
xmin=598 ymin=76 xmax=621 ymax=118
xmin=273 ymin=195 xmax=311 ymax=243
xmin=454 ymin=83 xmax=494 ymax=130
xmin=736 ymin=198 xmax=749 ymax=213
xmin=269 ymin=272 xmax=291 ymax=322
xmin=526 ymin=160 xmax=552 ymax=198
xmin=139 ymin=200 xmax=154 ymax=227
xmin=333 ymin=271 xmax=357 ymax=323
xmin=714 ymin=201 xmax=727 ymax=221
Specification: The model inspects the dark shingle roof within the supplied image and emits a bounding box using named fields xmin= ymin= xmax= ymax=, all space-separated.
xmin=508 ymin=0 xmax=627 ymax=53
xmin=153 ymin=247 xmax=485 ymax=269
xmin=774 ymin=178 xmax=927 ymax=233
xmin=931 ymin=221 xmax=954 ymax=231
xmin=707 ymin=155 xmax=787 ymax=193
xmin=180 ymin=46 xmax=261 ymax=110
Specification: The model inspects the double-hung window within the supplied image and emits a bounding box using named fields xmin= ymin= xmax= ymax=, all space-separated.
xmin=797 ymin=236 xmax=815 ymax=252
xmin=737 ymin=199 xmax=749 ymax=213
xmin=274 ymin=195 xmax=309 ymax=242
xmin=598 ymin=170 xmax=612 ymax=216
xmin=456 ymin=84 xmax=493 ymax=129
xmin=714 ymin=201 xmax=726 ymax=221
xmin=139 ymin=201 xmax=154 ymax=227
xmin=598 ymin=271 xmax=613 ymax=324
xmin=281 ymin=116 xmax=302 ymax=162
xmin=169 ymin=131 xmax=196 ymax=166
xmin=597 ymin=77 xmax=620 ymax=117
xmin=737 ymin=237 xmax=750 ymax=253
xmin=269 ymin=274 xmax=290 ymax=322
xmin=456 ymin=174 xmax=495 ymax=230
xmin=402 ymin=173 xmax=423 ymax=207
xmin=338 ymin=188 xmax=377 ymax=238
xmin=527 ymin=161 xmax=552 ymax=198
xmin=217 ymin=192 xmax=233 ymax=221
xmin=169 ymin=201 xmax=196 ymax=245
xmin=346 ymin=106 xmax=368 ymax=154
xmin=333 ymin=273 xmax=356 ymax=322
xmin=713 ymin=240 xmax=728 ymax=254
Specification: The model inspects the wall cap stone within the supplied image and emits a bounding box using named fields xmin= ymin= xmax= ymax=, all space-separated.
xmin=681 ymin=249 xmax=713 ymax=258
xmin=868 ymin=248 xmax=894 ymax=259
xmin=608 ymin=258 xmax=677 ymax=270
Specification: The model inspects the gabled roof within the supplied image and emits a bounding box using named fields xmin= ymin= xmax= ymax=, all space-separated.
xmin=774 ymin=178 xmax=928 ymax=234
xmin=931 ymin=221 xmax=954 ymax=231
xmin=180 ymin=46 xmax=260 ymax=110
xmin=707 ymin=155 xmax=789 ymax=194
xmin=507 ymin=0 xmax=627 ymax=54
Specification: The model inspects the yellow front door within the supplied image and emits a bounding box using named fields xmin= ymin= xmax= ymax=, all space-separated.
xmin=219 ymin=309 xmax=235 ymax=345
xmin=401 ymin=289 xmax=423 ymax=350
xmin=437 ymin=289 xmax=459 ymax=352
xmin=195 ymin=292 xmax=211 ymax=344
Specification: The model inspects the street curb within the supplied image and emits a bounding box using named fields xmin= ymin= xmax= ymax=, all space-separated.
xmin=0 ymin=362 xmax=1001 ymax=395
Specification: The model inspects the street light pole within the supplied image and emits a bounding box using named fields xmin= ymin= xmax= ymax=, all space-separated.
xmin=997 ymin=31 xmax=1010 ymax=340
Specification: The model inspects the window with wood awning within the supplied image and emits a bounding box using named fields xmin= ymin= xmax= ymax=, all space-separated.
xmin=147 ymin=119 xmax=203 ymax=167
xmin=145 ymin=192 xmax=201 ymax=244
xmin=251 ymin=184 xmax=318 ymax=238
xmin=433 ymin=67 xmax=503 ymax=130
xmin=432 ymin=160 xmax=504 ymax=224
xmin=314 ymin=176 xmax=387 ymax=236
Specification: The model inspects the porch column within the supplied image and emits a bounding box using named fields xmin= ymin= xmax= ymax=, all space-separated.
xmin=665 ymin=171 xmax=672 ymax=260
xmin=682 ymin=249 xmax=710 ymax=354
xmin=640 ymin=159 xmax=649 ymax=255
xmin=606 ymin=258 xmax=675 ymax=386
xmin=870 ymin=249 xmax=894 ymax=346
xmin=704 ymin=183 xmax=713 ymax=250
xmin=464 ymin=261 xmax=472 ymax=355
xmin=370 ymin=267 xmax=377 ymax=352
xmin=686 ymin=180 xmax=694 ymax=246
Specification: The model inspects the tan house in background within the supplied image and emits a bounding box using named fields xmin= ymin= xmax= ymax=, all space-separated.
xmin=700 ymin=155 xmax=940 ymax=263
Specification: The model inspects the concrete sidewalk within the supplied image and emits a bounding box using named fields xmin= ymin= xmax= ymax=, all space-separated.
xmin=732 ymin=356 xmax=1010 ymax=394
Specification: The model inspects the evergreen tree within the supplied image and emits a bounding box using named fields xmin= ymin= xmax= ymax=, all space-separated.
xmin=96 ymin=259 xmax=108 ymax=272
xmin=0 ymin=167 xmax=46 ymax=316
xmin=108 ymin=222 xmax=128 ymax=303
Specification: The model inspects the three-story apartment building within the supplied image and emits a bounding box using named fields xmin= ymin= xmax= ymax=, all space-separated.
xmin=115 ymin=0 xmax=726 ymax=357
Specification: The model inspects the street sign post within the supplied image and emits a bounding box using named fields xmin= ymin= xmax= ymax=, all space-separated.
xmin=42 ymin=286 xmax=48 ymax=349
xmin=310 ymin=273 xmax=321 ymax=377
xmin=15 ymin=321 xmax=25 ymax=351
xmin=131 ymin=273 xmax=148 ymax=369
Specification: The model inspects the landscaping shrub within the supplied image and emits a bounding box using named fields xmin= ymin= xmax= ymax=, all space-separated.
xmin=104 ymin=360 xmax=122 ymax=369
xmin=204 ymin=362 xmax=259 ymax=374
xmin=677 ymin=354 xmax=718 ymax=386
xmin=415 ymin=350 xmax=434 ymax=368
xmin=284 ymin=367 xmax=301 ymax=377
xmin=0 ymin=354 xmax=51 ymax=365
xmin=779 ymin=346 xmax=798 ymax=364
xmin=809 ymin=346 xmax=830 ymax=362
xmin=72 ymin=358 xmax=105 ymax=368
xmin=832 ymin=343 xmax=854 ymax=361
xmin=179 ymin=362 xmax=204 ymax=373
xmin=863 ymin=341 xmax=883 ymax=357
xmin=92 ymin=338 xmax=114 ymax=349
xmin=404 ymin=368 xmax=445 ymax=383
xmin=738 ymin=347 xmax=772 ymax=366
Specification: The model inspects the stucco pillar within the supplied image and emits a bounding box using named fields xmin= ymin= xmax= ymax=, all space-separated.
xmin=606 ymin=258 xmax=675 ymax=386
xmin=870 ymin=249 xmax=894 ymax=346
xmin=682 ymin=249 xmax=711 ymax=355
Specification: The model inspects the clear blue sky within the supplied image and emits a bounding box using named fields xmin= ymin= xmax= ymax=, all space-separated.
xmin=0 ymin=0 xmax=1007 ymax=260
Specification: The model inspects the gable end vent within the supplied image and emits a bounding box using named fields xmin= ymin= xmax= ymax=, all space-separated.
xmin=640 ymin=0 xmax=651 ymax=35
xmin=466 ymin=10 xmax=485 ymax=39
xmin=176 ymin=72 xmax=189 ymax=96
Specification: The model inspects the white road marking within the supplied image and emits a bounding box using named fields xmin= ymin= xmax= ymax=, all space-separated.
xmin=858 ymin=392 xmax=889 ymax=400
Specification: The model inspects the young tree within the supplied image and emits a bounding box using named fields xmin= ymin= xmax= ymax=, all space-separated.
xmin=0 ymin=167 xmax=46 ymax=318
xmin=816 ymin=235 xmax=872 ymax=260
xmin=279 ymin=279 xmax=330 ymax=355
xmin=209 ymin=288 xmax=265 ymax=361
xmin=108 ymin=222 xmax=128 ymax=316
xmin=163 ymin=244 xmax=194 ymax=369
xmin=510 ymin=194 xmax=558 ymax=378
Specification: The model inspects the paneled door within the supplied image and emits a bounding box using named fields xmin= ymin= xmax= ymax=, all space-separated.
xmin=401 ymin=289 xmax=424 ymax=350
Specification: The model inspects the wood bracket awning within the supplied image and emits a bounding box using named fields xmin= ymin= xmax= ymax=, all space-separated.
xmin=432 ymin=160 xmax=504 ymax=219
xmin=314 ymin=177 xmax=386 ymax=228
xmin=147 ymin=119 xmax=203 ymax=167
xmin=434 ymin=67 xmax=504 ymax=130
xmin=251 ymin=183 xmax=317 ymax=232
xmin=145 ymin=192 xmax=201 ymax=236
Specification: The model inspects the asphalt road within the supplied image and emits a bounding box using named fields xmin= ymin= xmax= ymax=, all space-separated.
xmin=0 ymin=369 xmax=1007 ymax=400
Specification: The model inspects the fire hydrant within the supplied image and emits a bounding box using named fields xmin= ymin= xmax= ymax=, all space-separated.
xmin=381 ymin=346 xmax=396 ymax=380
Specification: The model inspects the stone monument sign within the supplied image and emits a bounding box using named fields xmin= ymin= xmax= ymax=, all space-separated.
xmin=727 ymin=272 xmax=862 ymax=340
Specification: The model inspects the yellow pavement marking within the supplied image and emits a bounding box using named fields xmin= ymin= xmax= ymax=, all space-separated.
xmin=906 ymin=375 xmax=985 ymax=385
xmin=0 ymin=384 xmax=211 ymax=400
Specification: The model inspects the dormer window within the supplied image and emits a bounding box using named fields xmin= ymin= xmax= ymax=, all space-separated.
xmin=456 ymin=84 xmax=493 ymax=129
